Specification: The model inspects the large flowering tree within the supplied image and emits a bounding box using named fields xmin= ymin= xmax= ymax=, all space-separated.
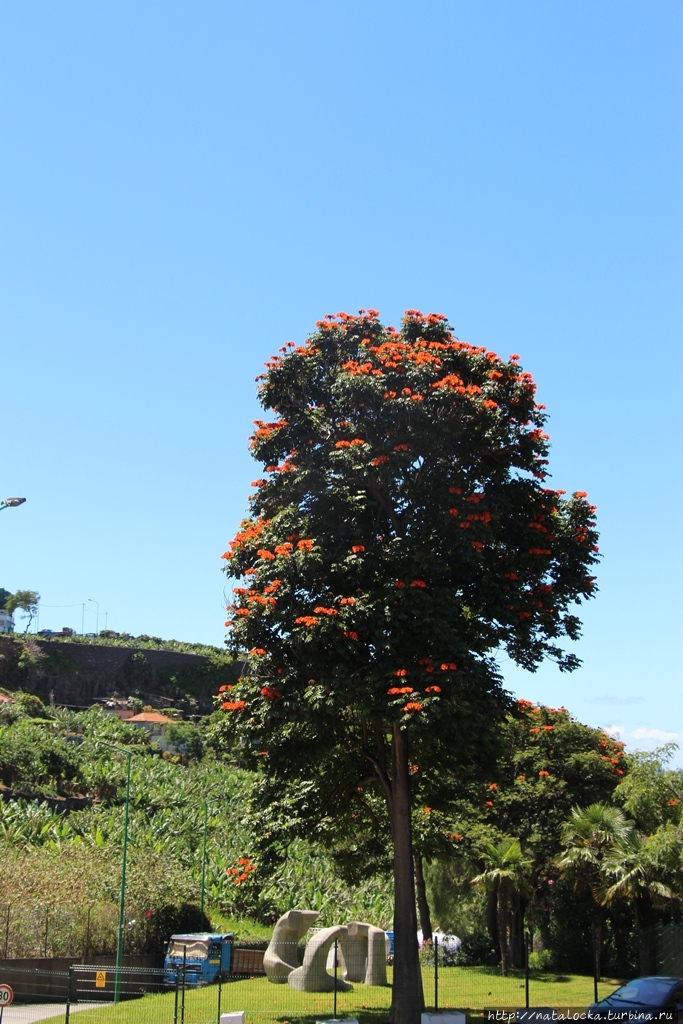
xmin=220 ymin=309 xmax=598 ymax=1024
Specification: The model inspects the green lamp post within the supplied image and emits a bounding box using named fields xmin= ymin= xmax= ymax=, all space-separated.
xmin=200 ymin=798 xmax=230 ymax=923
xmin=0 ymin=497 xmax=26 ymax=511
xmin=97 ymin=740 xmax=133 ymax=1003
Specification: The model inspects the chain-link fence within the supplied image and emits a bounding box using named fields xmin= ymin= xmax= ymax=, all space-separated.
xmin=0 ymin=905 xmax=198 ymax=960
xmin=0 ymin=937 xmax=546 ymax=1024
xmin=0 ymin=905 xmax=119 ymax=959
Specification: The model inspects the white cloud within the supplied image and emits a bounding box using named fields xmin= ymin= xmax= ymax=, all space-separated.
xmin=631 ymin=727 xmax=681 ymax=743
xmin=603 ymin=724 xmax=625 ymax=739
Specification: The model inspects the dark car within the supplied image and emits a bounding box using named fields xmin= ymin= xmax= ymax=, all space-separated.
xmin=589 ymin=977 xmax=683 ymax=1021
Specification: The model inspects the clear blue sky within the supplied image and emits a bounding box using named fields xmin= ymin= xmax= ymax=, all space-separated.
xmin=2 ymin=2 xmax=681 ymax=762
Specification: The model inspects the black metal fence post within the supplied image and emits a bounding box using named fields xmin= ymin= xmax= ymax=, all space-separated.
xmin=173 ymin=972 xmax=180 ymax=1024
xmin=333 ymin=938 xmax=338 ymax=1020
xmin=85 ymin=907 xmax=91 ymax=960
xmin=181 ymin=945 xmax=187 ymax=1024
xmin=65 ymin=966 xmax=72 ymax=1024
xmin=217 ymin=971 xmax=222 ymax=1024
xmin=525 ymin=931 xmax=530 ymax=1009
xmin=434 ymin=934 xmax=439 ymax=1013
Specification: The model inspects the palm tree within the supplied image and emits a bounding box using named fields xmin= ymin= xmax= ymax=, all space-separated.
xmin=600 ymin=830 xmax=678 ymax=974
xmin=556 ymin=803 xmax=633 ymax=993
xmin=471 ymin=837 xmax=531 ymax=976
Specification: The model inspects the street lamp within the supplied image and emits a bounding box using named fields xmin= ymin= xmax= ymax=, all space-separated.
xmin=0 ymin=497 xmax=26 ymax=511
xmin=97 ymin=740 xmax=132 ymax=1003
xmin=88 ymin=598 xmax=99 ymax=635
xmin=200 ymin=798 xmax=231 ymax=923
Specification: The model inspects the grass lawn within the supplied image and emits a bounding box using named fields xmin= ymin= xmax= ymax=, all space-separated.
xmin=68 ymin=967 xmax=625 ymax=1024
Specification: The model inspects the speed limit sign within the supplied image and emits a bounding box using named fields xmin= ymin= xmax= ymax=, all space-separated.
xmin=0 ymin=985 xmax=13 ymax=1007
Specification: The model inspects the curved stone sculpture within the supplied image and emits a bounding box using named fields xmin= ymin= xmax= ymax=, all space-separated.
xmin=342 ymin=921 xmax=388 ymax=987
xmin=287 ymin=925 xmax=353 ymax=992
xmin=264 ymin=909 xmax=319 ymax=984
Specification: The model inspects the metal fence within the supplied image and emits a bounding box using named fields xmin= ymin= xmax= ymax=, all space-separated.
xmin=0 ymin=905 xmax=174 ymax=959
xmin=0 ymin=939 xmax=556 ymax=1024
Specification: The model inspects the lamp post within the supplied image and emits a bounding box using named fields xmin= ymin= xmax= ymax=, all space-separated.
xmin=97 ymin=740 xmax=132 ymax=1003
xmin=200 ymin=798 xmax=230 ymax=923
xmin=0 ymin=497 xmax=26 ymax=511
xmin=88 ymin=598 xmax=99 ymax=634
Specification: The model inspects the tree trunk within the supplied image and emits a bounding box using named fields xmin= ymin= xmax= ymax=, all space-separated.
xmin=414 ymin=853 xmax=433 ymax=942
xmin=636 ymin=893 xmax=655 ymax=975
xmin=486 ymin=889 xmax=499 ymax=956
xmin=509 ymin=894 xmax=526 ymax=969
xmin=389 ymin=723 xmax=424 ymax=1024
xmin=592 ymin=906 xmax=603 ymax=984
xmin=497 ymin=887 xmax=511 ymax=976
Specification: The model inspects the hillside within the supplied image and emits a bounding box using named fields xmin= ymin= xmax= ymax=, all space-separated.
xmin=0 ymin=633 xmax=240 ymax=714
xmin=0 ymin=686 xmax=394 ymax=958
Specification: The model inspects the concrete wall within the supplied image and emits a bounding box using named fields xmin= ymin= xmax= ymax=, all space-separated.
xmin=0 ymin=637 xmax=237 ymax=713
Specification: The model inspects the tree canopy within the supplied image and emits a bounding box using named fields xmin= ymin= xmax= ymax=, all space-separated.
xmin=5 ymin=590 xmax=40 ymax=632
xmin=220 ymin=309 xmax=599 ymax=1024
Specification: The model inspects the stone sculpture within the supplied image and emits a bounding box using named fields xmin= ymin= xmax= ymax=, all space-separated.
xmin=263 ymin=909 xmax=319 ymax=984
xmin=287 ymin=925 xmax=353 ymax=992
xmin=341 ymin=921 xmax=388 ymax=987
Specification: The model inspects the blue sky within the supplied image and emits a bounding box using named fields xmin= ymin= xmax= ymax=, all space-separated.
xmin=1 ymin=2 xmax=681 ymax=762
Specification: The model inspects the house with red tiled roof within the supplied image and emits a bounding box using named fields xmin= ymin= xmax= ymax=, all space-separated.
xmin=126 ymin=710 xmax=176 ymax=750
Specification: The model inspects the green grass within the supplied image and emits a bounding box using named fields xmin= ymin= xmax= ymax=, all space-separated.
xmin=67 ymin=967 xmax=625 ymax=1024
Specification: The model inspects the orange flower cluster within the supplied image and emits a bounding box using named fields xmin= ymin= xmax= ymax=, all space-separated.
xmin=538 ymin=770 xmax=550 ymax=777
xmin=297 ymin=539 xmax=314 ymax=552
xmin=394 ymin=580 xmax=406 ymax=588
xmin=227 ymin=857 xmax=256 ymax=884
xmin=393 ymin=669 xmax=408 ymax=677
xmin=313 ymin=606 xmax=338 ymax=616
xmin=249 ymin=420 xmax=287 ymax=448
xmin=343 ymin=630 xmax=359 ymax=640
xmin=388 ymin=686 xmax=413 ymax=695
xmin=257 ymin=549 xmax=275 ymax=560
xmin=222 ymin=700 xmax=246 ymax=712
xmin=261 ymin=686 xmax=282 ymax=700
xmin=410 ymin=580 xmax=427 ymax=588
xmin=440 ymin=662 xmax=457 ymax=671
xmin=351 ymin=545 xmax=365 ymax=553
xmin=425 ymin=685 xmax=441 ymax=694
xmin=222 ymin=517 xmax=270 ymax=559
xmin=249 ymin=648 xmax=267 ymax=656
xmin=274 ymin=542 xmax=293 ymax=556
xmin=295 ymin=616 xmax=319 ymax=626
xmin=489 ymin=783 xmax=498 ymax=791
xmin=404 ymin=702 xmax=423 ymax=713
xmin=372 ymin=455 xmax=390 ymax=466
xmin=218 ymin=684 xmax=233 ymax=693
xmin=393 ymin=444 xmax=409 ymax=452
xmin=339 ymin=597 xmax=356 ymax=605
xmin=482 ymin=400 xmax=498 ymax=409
